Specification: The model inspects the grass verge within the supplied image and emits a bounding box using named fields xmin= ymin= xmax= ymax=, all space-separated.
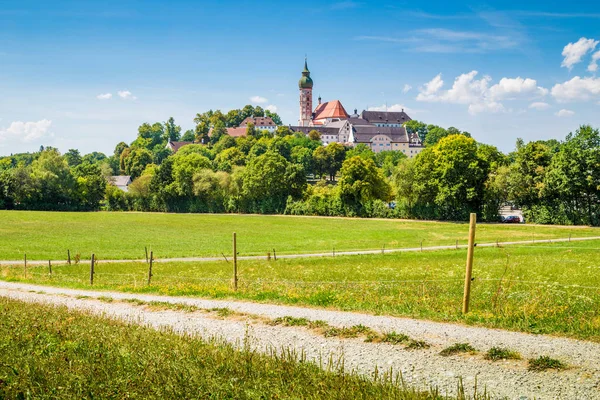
xmin=0 ymin=297 xmax=480 ymax=399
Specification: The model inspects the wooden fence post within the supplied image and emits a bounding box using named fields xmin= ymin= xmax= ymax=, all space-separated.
xmin=267 ymin=252 xmax=271 ymax=261
xmin=147 ymin=251 xmax=153 ymax=285
xmin=90 ymin=254 xmax=95 ymax=286
xmin=456 ymin=240 xmax=458 ymax=250
xmin=420 ymin=240 xmax=423 ymax=252
xmin=462 ymin=213 xmax=477 ymax=314
xmin=48 ymin=260 xmax=52 ymax=275
xmin=273 ymin=248 xmax=277 ymax=261
xmin=145 ymin=247 xmax=149 ymax=263
xmin=67 ymin=250 xmax=71 ymax=265
xmin=233 ymin=233 xmax=238 ymax=291
xmin=24 ymin=254 xmax=27 ymax=278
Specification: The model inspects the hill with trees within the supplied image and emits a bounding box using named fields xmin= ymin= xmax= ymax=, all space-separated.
xmin=1 ymin=107 xmax=598 ymax=226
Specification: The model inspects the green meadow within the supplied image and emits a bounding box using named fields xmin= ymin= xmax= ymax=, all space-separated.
xmin=0 ymin=210 xmax=598 ymax=260
xmin=4 ymin=240 xmax=600 ymax=341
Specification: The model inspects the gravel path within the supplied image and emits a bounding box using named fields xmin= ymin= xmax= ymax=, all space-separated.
xmin=1 ymin=281 xmax=599 ymax=399
xmin=1 ymin=235 xmax=598 ymax=266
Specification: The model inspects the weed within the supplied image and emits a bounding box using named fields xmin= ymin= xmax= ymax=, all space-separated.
xmin=211 ymin=307 xmax=234 ymax=317
xmin=381 ymin=332 xmax=410 ymax=345
xmin=97 ymin=296 xmax=113 ymax=303
xmin=440 ymin=343 xmax=477 ymax=356
xmin=406 ymin=340 xmax=430 ymax=350
xmin=484 ymin=347 xmax=521 ymax=361
xmin=528 ymin=356 xmax=567 ymax=371
xmin=270 ymin=316 xmax=310 ymax=326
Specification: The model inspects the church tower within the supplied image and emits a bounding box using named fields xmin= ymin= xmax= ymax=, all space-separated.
xmin=298 ymin=58 xmax=313 ymax=127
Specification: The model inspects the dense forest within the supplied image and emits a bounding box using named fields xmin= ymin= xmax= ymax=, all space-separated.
xmin=1 ymin=104 xmax=599 ymax=226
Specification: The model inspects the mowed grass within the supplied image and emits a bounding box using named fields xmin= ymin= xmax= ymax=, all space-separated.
xmin=3 ymin=240 xmax=600 ymax=341
xmin=0 ymin=210 xmax=598 ymax=260
xmin=0 ymin=297 xmax=458 ymax=400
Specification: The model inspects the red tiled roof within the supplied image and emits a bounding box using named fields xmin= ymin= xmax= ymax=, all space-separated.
xmin=313 ymin=100 xmax=349 ymax=121
xmin=226 ymin=127 xmax=247 ymax=137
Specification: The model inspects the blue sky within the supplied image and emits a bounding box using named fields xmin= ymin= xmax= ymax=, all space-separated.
xmin=2 ymin=0 xmax=600 ymax=155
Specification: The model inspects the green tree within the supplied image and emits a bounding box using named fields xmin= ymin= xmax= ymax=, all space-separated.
xmin=338 ymin=156 xmax=392 ymax=215
xmin=214 ymin=147 xmax=246 ymax=172
xmin=172 ymin=153 xmax=212 ymax=196
xmin=181 ymin=129 xmax=195 ymax=142
xmin=72 ymin=163 xmax=107 ymax=210
xmin=265 ymin=110 xmax=283 ymax=125
xmin=413 ymin=135 xmax=487 ymax=220
xmin=29 ymin=149 xmax=76 ymax=209
xmin=123 ymin=148 xmax=153 ymax=180
xmin=325 ymin=143 xmax=346 ymax=181
xmin=65 ymin=149 xmax=82 ymax=167
xmin=163 ymin=117 xmax=182 ymax=142
xmin=308 ymin=130 xmax=321 ymax=141
xmin=241 ymin=151 xmax=306 ymax=213
xmin=544 ymin=125 xmax=600 ymax=225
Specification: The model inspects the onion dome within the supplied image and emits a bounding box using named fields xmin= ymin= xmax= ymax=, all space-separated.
xmin=298 ymin=58 xmax=313 ymax=89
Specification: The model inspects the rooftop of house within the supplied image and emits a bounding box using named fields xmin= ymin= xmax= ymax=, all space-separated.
xmin=313 ymin=100 xmax=349 ymax=121
xmin=360 ymin=110 xmax=412 ymax=124
xmin=167 ymin=141 xmax=194 ymax=153
xmin=240 ymin=116 xmax=276 ymax=128
xmin=352 ymin=126 xmax=410 ymax=143
xmin=110 ymin=176 xmax=132 ymax=186
xmin=226 ymin=127 xmax=248 ymax=137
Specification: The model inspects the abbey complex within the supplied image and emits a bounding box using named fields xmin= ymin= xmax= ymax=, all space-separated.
xmin=289 ymin=59 xmax=423 ymax=157
xmin=172 ymin=59 xmax=425 ymax=158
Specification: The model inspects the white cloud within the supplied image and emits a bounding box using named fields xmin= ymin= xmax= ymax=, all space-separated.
xmin=96 ymin=93 xmax=112 ymax=100
xmin=489 ymin=77 xmax=548 ymax=100
xmin=416 ymin=74 xmax=444 ymax=101
xmin=265 ymin=105 xmax=277 ymax=113
xmin=529 ymin=102 xmax=550 ymax=110
xmin=551 ymin=76 xmax=600 ymax=101
xmin=556 ymin=109 xmax=575 ymax=117
xmin=416 ymin=71 xmax=546 ymax=115
xmin=589 ymin=51 xmax=600 ymax=72
xmin=250 ymin=95 xmax=268 ymax=104
xmin=402 ymin=84 xmax=412 ymax=94
xmin=356 ymin=28 xmax=519 ymax=54
xmin=118 ymin=90 xmax=137 ymax=100
xmin=561 ymin=37 xmax=599 ymax=69
xmin=368 ymin=104 xmax=412 ymax=113
xmin=0 ymin=119 xmax=53 ymax=142
xmin=468 ymin=102 xmax=505 ymax=114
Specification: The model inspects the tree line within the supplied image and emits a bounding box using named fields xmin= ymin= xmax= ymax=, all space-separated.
xmin=0 ymin=107 xmax=598 ymax=225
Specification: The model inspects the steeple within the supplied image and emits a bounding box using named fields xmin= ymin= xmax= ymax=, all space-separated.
xmin=298 ymin=57 xmax=313 ymax=89
xmin=298 ymin=57 xmax=314 ymax=127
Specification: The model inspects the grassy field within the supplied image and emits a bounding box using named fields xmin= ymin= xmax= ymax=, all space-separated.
xmin=0 ymin=297 xmax=472 ymax=399
xmin=0 ymin=210 xmax=598 ymax=260
xmin=4 ymin=240 xmax=600 ymax=341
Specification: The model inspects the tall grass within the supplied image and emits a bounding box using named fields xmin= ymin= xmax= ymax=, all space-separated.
xmin=0 ymin=297 xmax=483 ymax=399
xmin=2 ymin=241 xmax=600 ymax=341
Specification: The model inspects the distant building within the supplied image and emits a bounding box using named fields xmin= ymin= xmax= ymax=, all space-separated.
xmin=360 ymin=110 xmax=411 ymax=127
xmin=290 ymin=59 xmax=424 ymax=157
xmin=349 ymin=126 xmax=424 ymax=155
xmin=166 ymin=140 xmax=193 ymax=153
xmin=110 ymin=176 xmax=132 ymax=192
xmin=240 ymin=116 xmax=277 ymax=132
xmin=225 ymin=127 xmax=248 ymax=137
